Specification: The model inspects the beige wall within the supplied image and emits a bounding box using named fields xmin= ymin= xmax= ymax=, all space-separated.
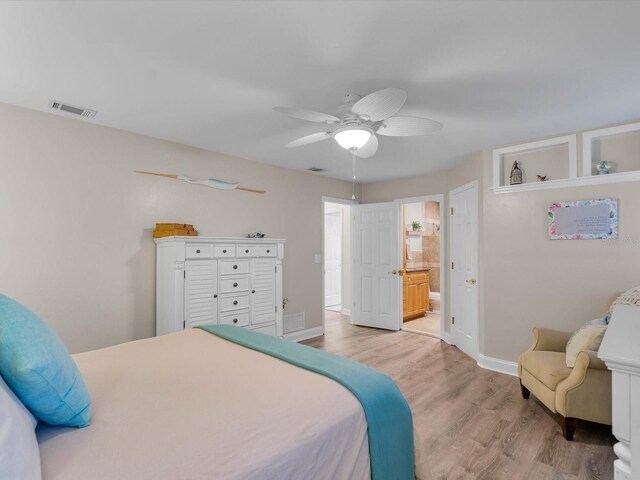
xmin=482 ymin=150 xmax=640 ymax=362
xmin=0 ymin=102 xmax=357 ymax=353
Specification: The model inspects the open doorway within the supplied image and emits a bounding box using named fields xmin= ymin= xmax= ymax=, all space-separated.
xmin=322 ymin=198 xmax=353 ymax=331
xmin=398 ymin=196 xmax=445 ymax=339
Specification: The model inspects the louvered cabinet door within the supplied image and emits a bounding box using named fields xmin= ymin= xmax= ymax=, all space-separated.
xmin=250 ymin=258 xmax=276 ymax=325
xmin=184 ymin=260 xmax=218 ymax=328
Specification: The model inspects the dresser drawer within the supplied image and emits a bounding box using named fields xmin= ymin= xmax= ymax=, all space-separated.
xmin=220 ymin=276 xmax=249 ymax=294
xmin=219 ymin=294 xmax=249 ymax=313
xmin=219 ymin=259 xmax=249 ymax=275
xmin=186 ymin=244 xmax=211 ymax=259
xmin=213 ymin=245 xmax=236 ymax=258
xmin=219 ymin=311 xmax=249 ymax=327
xmin=236 ymin=245 xmax=259 ymax=257
xmin=259 ymin=245 xmax=276 ymax=257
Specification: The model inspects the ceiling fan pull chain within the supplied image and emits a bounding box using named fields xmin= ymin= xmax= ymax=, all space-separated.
xmin=351 ymin=151 xmax=357 ymax=200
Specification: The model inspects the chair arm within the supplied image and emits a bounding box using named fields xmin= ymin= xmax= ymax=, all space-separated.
xmin=529 ymin=327 xmax=572 ymax=352
xmin=555 ymin=350 xmax=612 ymax=424
xmin=581 ymin=350 xmax=608 ymax=370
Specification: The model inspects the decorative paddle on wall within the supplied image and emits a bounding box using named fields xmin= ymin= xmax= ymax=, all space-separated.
xmin=135 ymin=171 xmax=265 ymax=194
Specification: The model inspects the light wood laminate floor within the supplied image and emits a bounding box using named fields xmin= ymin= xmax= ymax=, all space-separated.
xmin=304 ymin=312 xmax=615 ymax=480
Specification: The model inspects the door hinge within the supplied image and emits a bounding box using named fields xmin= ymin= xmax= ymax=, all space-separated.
xmin=451 ymin=207 xmax=454 ymax=215
xmin=275 ymin=266 xmax=277 ymax=273
xmin=451 ymin=262 xmax=454 ymax=269
xmin=183 ymin=270 xmax=186 ymax=278
xmin=275 ymin=306 xmax=277 ymax=312
xmin=183 ymin=319 xmax=186 ymax=329
xmin=452 ymin=316 xmax=455 ymax=325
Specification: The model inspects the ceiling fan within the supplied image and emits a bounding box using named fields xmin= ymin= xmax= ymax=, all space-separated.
xmin=274 ymin=88 xmax=443 ymax=158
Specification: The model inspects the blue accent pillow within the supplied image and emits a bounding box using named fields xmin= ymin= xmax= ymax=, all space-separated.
xmin=0 ymin=294 xmax=91 ymax=427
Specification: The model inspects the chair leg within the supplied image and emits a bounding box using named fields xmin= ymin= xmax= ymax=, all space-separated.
xmin=560 ymin=416 xmax=576 ymax=441
xmin=519 ymin=381 xmax=530 ymax=399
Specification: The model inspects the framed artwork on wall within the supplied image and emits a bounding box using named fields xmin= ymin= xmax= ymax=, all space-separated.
xmin=548 ymin=198 xmax=618 ymax=240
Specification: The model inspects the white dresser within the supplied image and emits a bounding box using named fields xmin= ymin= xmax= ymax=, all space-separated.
xmin=599 ymin=304 xmax=640 ymax=480
xmin=155 ymin=237 xmax=285 ymax=337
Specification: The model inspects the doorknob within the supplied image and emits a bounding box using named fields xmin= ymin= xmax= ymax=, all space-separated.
xmin=388 ymin=269 xmax=406 ymax=276
xmin=466 ymin=278 xmax=477 ymax=284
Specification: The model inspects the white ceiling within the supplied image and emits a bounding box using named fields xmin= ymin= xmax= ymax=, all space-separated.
xmin=1 ymin=1 xmax=640 ymax=183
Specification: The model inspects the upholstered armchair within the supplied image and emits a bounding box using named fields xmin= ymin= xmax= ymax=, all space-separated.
xmin=518 ymin=327 xmax=612 ymax=440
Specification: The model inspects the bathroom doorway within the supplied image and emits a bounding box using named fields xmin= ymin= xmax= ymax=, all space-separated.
xmin=397 ymin=195 xmax=445 ymax=339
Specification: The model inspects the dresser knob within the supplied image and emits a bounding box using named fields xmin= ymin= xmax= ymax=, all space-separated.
xmin=266 ymin=249 xmax=270 ymax=253
xmin=233 ymin=265 xmax=238 ymax=270
xmin=196 ymin=249 xmax=201 ymax=254
xmin=233 ymin=282 xmax=238 ymax=287
xmin=213 ymin=294 xmax=218 ymax=299
xmin=251 ymin=290 xmax=255 ymax=294
xmin=223 ymin=249 xmax=227 ymax=253
xmin=233 ymin=300 xmax=238 ymax=305
xmin=233 ymin=318 xmax=238 ymax=324
xmin=245 ymin=249 xmax=249 ymax=253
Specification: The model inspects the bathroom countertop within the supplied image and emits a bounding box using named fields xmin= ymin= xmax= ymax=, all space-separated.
xmin=405 ymin=263 xmax=433 ymax=272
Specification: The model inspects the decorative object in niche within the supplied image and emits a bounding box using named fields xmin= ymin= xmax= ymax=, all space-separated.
xmin=135 ymin=171 xmax=265 ymax=194
xmin=583 ymin=121 xmax=640 ymax=177
xmin=597 ymin=160 xmax=612 ymax=175
xmin=491 ymin=134 xmax=577 ymax=194
xmin=509 ymin=161 xmax=523 ymax=185
xmin=548 ymin=198 xmax=618 ymax=240
xmin=536 ymin=175 xmax=548 ymax=182
xmin=411 ymin=221 xmax=423 ymax=232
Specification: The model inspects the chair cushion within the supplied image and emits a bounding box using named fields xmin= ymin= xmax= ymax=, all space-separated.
xmin=0 ymin=294 xmax=91 ymax=427
xmin=519 ymin=351 xmax=572 ymax=391
xmin=566 ymin=324 xmax=607 ymax=367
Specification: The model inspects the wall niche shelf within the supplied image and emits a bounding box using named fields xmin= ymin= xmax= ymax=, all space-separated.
xmin=491 ymin=122 xmax=640 ymax=194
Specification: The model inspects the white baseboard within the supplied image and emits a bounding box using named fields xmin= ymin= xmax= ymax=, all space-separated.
xmin=429 ymin=292 xmax=440 ymax=301
xmin=284 ymin=326 xmax=324 ymax=342
xmin=340 ymin=308 xmax=351 ymax=316
xmin=440 ymin=331 xmax=453 ymax=344
xmin=477 ymin=353 xmax=518 ymax=377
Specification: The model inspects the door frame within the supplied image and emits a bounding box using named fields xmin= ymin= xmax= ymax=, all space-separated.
xmin=321 ymin=196 xmax=356 ymax=333
xmin=448 ymin=180 xmax=479 ymax=359
xmin=393 ymin=194 xmax=446 ymax=340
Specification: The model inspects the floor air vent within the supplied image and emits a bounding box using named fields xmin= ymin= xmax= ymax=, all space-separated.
xmin=49 ymin=100 xmax=97 ymax=118
xmin=307 ymin=167 xmax=326 ymax=172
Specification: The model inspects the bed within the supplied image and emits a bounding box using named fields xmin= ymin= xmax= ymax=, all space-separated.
xmin=36 ymin=327 xmax=414 ymax=480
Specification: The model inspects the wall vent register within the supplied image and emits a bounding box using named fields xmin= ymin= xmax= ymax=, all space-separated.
xmin=48 ymin=100 xmax=97 ymax=118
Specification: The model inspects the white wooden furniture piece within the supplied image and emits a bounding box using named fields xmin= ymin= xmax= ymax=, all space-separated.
xmin=155 ymin=237 xmax=285 ymax=337
xmin=599 ymin=304 xmax=640 ymax=480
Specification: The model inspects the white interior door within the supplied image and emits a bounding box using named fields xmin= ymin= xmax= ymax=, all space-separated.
xmin=324 ymin=211 xmax=342 ymax=307
xmin=352 ymin=202 xmax=401 ymax=330
xmin=450 ymin=182 xmax=479 ymax=359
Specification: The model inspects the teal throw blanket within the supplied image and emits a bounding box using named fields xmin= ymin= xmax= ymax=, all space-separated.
xmin=197 ymin=325 xmax=414 ymax=480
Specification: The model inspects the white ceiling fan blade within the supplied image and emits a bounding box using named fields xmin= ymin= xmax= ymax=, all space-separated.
xmin=376 ymin=116 xmax=443 ymax=137
xmin=274 ymin=106 xmax=340 ymax=123
xmin=285 ymin=131 xmax=332 ymax=148
xmin=354 ymin=134 xmax=379 ymax=158
xmin=351 ymin=88 xmax=407 ymax=122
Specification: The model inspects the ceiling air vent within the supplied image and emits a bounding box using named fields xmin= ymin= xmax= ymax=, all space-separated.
xmin=48 ymin=100 xmax=97 ymax=119
xmin=307 ymin=167 xmax=326 ymax=172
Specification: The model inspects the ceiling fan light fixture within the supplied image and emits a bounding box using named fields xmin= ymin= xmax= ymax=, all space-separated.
xmin=333 ymin=126 xmax=372 ymax=150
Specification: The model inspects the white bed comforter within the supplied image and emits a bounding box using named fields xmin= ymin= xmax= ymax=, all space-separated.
xmin=37 ymin=329 xmax=370 ymax=480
